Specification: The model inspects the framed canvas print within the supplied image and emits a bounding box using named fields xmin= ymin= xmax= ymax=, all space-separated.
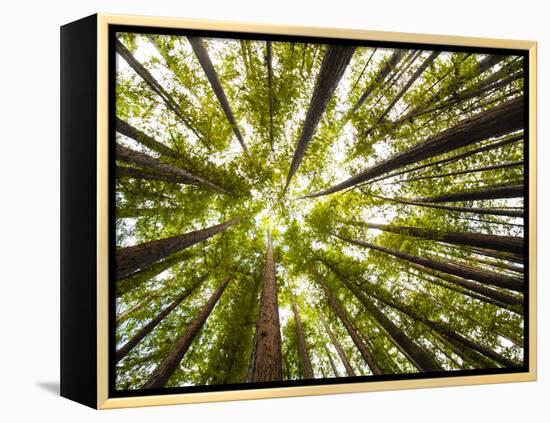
xmin=60 ymin=13 xmax=537 ymax=409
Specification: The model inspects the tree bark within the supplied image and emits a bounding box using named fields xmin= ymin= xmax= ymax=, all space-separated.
xmin=372 ymin=195 xmax=524 ymax=218
xmin=248 ymin=229 xmax=283 ymax=382
xmin=346 ymin=220 xmax=523 ymax=254
xmin=142 ymin=276 xmax=232 ymax=389
xmin=115 ymin=39 xmax=202 ymax=141
xmin=115 ymin=275 xmax=206 ymax=363
xmin=414 ymin=184 xmax=524 ymax=203
xmin=333 ymin=234 xmax=523 ymax=292
xmin=403 ymin=161 xmax=523 ymax=183
xmin=116 ymin=218 xmax=239 ymax=281
xmin=319 ymin=312 xmax=356 ymax=377
xmin=116 ymin=144 xmax=231 ymax=195
xmin=187 ymin=36 xmax=250 ymax=156
xmin=284 ymin=45 xmax=356 ymax=193
xmin=290 ymin=292 xmax=315 ymax=379
xmin=312 ymin=267 xmax=384 ymax=375
xmin=301 ymin=96 xmax=524 ymax=198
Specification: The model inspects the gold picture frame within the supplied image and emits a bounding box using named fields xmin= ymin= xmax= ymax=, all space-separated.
xmin=60 ymin=13 xmax=537 ymax=409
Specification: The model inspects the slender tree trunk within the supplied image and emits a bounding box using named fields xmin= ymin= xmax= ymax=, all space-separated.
xmin=333 ymin=234 xmax=523 ymax=292
xmin=320 ymin=260 xmax=442 ymax=372
xmin=117 ymin=298 xmax=148 ymax=324
xmin=290 ymin=292 xmax=315 ymax=379
xmin=115 ymin=118 xmax=185 ymax=161
xmin=284 ymin=45 xmax=356 ymax=193
xmin=367 ymin=133 xmax=523 ymax=186
xmin=116 ymin=206 xmax=179 ymax=219
xmin=142 ymin=277 xmax=232 ymax=389
xmin=248 ymin=229 xmax=283 ymax=382
xmin=116 ymin=165 xmax=199 ymax=187
xmin=187 ymin=36 xmax=250 ymax=156
xmin=319 ymin=313 xmax=356 ymax=377
xmin=471 ymin=247 xmax=524 ymax=265
xmin=372 ymin=194 xmax=524 ymax=218
xmin=116 ymin=218 xmax=239 ymax=281
xmin=266 ymin=41 xmax=275 ymax=152
xmin=403 ymin=161 xmax=523 ymax=183
xmin=324 ymin=344 xmax=341 ymax=377
xmin=414 ymin=184 xmax=524 ymax=204
xmin=313 ymin=267 xmax=383 ymax=375
xmin=116 ymin=144 xmax=231 ymax=195
xmin=115 ymin=275 xmax=205 ymax=363
xmin=115 ymin=39 xmax=202 ymax=141
xmin=301 ymin=96 xmax=524 ymax=198
xmin=467 ymin=255 xmax=524 ymax=274
xmin=345 ymin=220 xmax=523 ymax=254
xmin=350 ymin=49 xmax=407 ymax=113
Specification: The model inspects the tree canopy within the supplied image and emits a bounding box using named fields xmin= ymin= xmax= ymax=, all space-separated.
xmin=114 ymin=31 xmax=525 ymax=390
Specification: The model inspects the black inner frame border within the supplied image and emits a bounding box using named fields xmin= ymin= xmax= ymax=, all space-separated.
xmin=107 ymin=23 xmax=531 ymax=399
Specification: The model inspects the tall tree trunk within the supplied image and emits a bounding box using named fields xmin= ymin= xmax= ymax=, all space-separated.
xmin=116 ymin=144 xmax=231 ymax=195
xmin=187 ymin=36 xmax=250 ymax=156
xmin=283 ymin=45 xmax=356 ymax=193
xmin=414 ymin=184 xmax=524 ymax=203
xmin=471 ymin=247 xmax=524 ymax=265
xmin=403 ymin=161 xmax=523 ymax=183
xmin=301 ymin=96 xmax=524 ymax=198
xmin=142 ymin=276 xmax=232 ymax=389
xmin=350 ymin=49 xmax=407 ymax=113
xmin=320 ymin=260 xmax=442 ymax=372
xmin=266 ymin=41 xmax=275 ymax=152
xmin=116 ymin=165 xmax=199 ymax=187
xmin=116 ymin=206 xmax=179 ymax=219
xmin=290 ymin=292 xmax=314 ymax=379
xmin=115 ymin=39 xmax=202 ymax=141
xmin=345 ymin=220 xmax=524 ymax=254
xmin=372 ymin=194 xmax=524 ymax=218
xmin=324 ymin=344 xmax=341 ymax=377
xmin=319 ymin=312 xmax=356 ymax=377
xmin=248 ymin=229 xmax=283 ymax=382
xmin=312 ymin=267 xmax=383 ymax=375
xmin=367 ymin=133 xmax=523 ymax=186
xmin=333 ymin=234 xmax=523 ymax=292
xmin=115 ymin=275 xmax=206 ymax=363
xmin=116 ymin=218 xmax=239 ymax=281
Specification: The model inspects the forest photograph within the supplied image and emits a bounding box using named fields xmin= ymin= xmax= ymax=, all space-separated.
xmin=112 ymin=30 xmax=526 ymax=393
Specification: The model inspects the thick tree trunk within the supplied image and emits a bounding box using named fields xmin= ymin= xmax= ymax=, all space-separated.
xmin=116 ymin=144 xmax=231 ymax=195
xmin=142 ymin=277 xmax=232 ymax=389
xmin=266 ymin=41 xmax=275 ymax=151
xmin=403 ymin=161 xmax=523 ymax=183
xmin=350 ymin=49 xmax=407 ymax=113
xmin=324 ymin=344 xmax=341 ymax=377
xmin=319 ymin=312 xmax=356 ymax=377
xmin=333 ymin=234 xmax=523 ymax=292
xmin=283 ymin=45 xmax=356 ymax=193
xmin=414 ymin=184 xmax=524 ymax=204
xmin=346 ymin=221 xmax=523 ymax=254
xmin=290 ymin=292 xmax=315 ymax=379
xmin=116 ymin=218 xmax=239 ymax=281
xmin=248 ymin=230 xmax=283 ymax=382
xmin=115 ymin=276 xmax=205 ymax=363
xmin=373 ymin=195 xmax=524 ymax=218
xmin=115 ymin=39 xmax=202 ymax=141
xmin=187 ymin=36 xmax=250 ymax=156
xmin=301 ymin=96 xmax=524 ymax=198
xmin=368 ymin=133 xmax=523 ymax=186
xmin=115 ymin=118 xmax=185 ymax=161
xmin=313 ymin=267 xmax=383 ymax=375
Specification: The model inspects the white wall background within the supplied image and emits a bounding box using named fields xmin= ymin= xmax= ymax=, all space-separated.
xmin=1 ymin=0 xmax=546 ymax=421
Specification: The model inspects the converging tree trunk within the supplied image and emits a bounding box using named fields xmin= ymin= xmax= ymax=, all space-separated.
xmin=413 ymin=184 xmax=524 ymax=203
xmin=290 ymin=292 xmax=315 ymax=379
xmin=312 ymin=267 xmax=384 ymax=375
xmin=266 ymin=41 xmax=275 ymax=151
xmin=187 ymin=36 xmax=250 ymax=156
xmin=324 ymin=344 xmax=341 ymax=378
xmin=319 ymin=312 xmax=356 ymax=377
xmin=403 ymin=161 xmax=523 ymax=183
xmin=301 ymin=96 xmax=524 ymax=198
xmin=248 ymin=229 xmax=283 ymax=382
xmin=115 ymin=275 xmax=206 ymax=363
xmin=283 ymin=45 xmax=356 ymax=193
xmin=142 ymin=276 xmax=232 ymax=389
xmin=116 ymin=218 xmax=240 ymax=281
xmin=333 ymin=234 xmax=523 ymax=292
